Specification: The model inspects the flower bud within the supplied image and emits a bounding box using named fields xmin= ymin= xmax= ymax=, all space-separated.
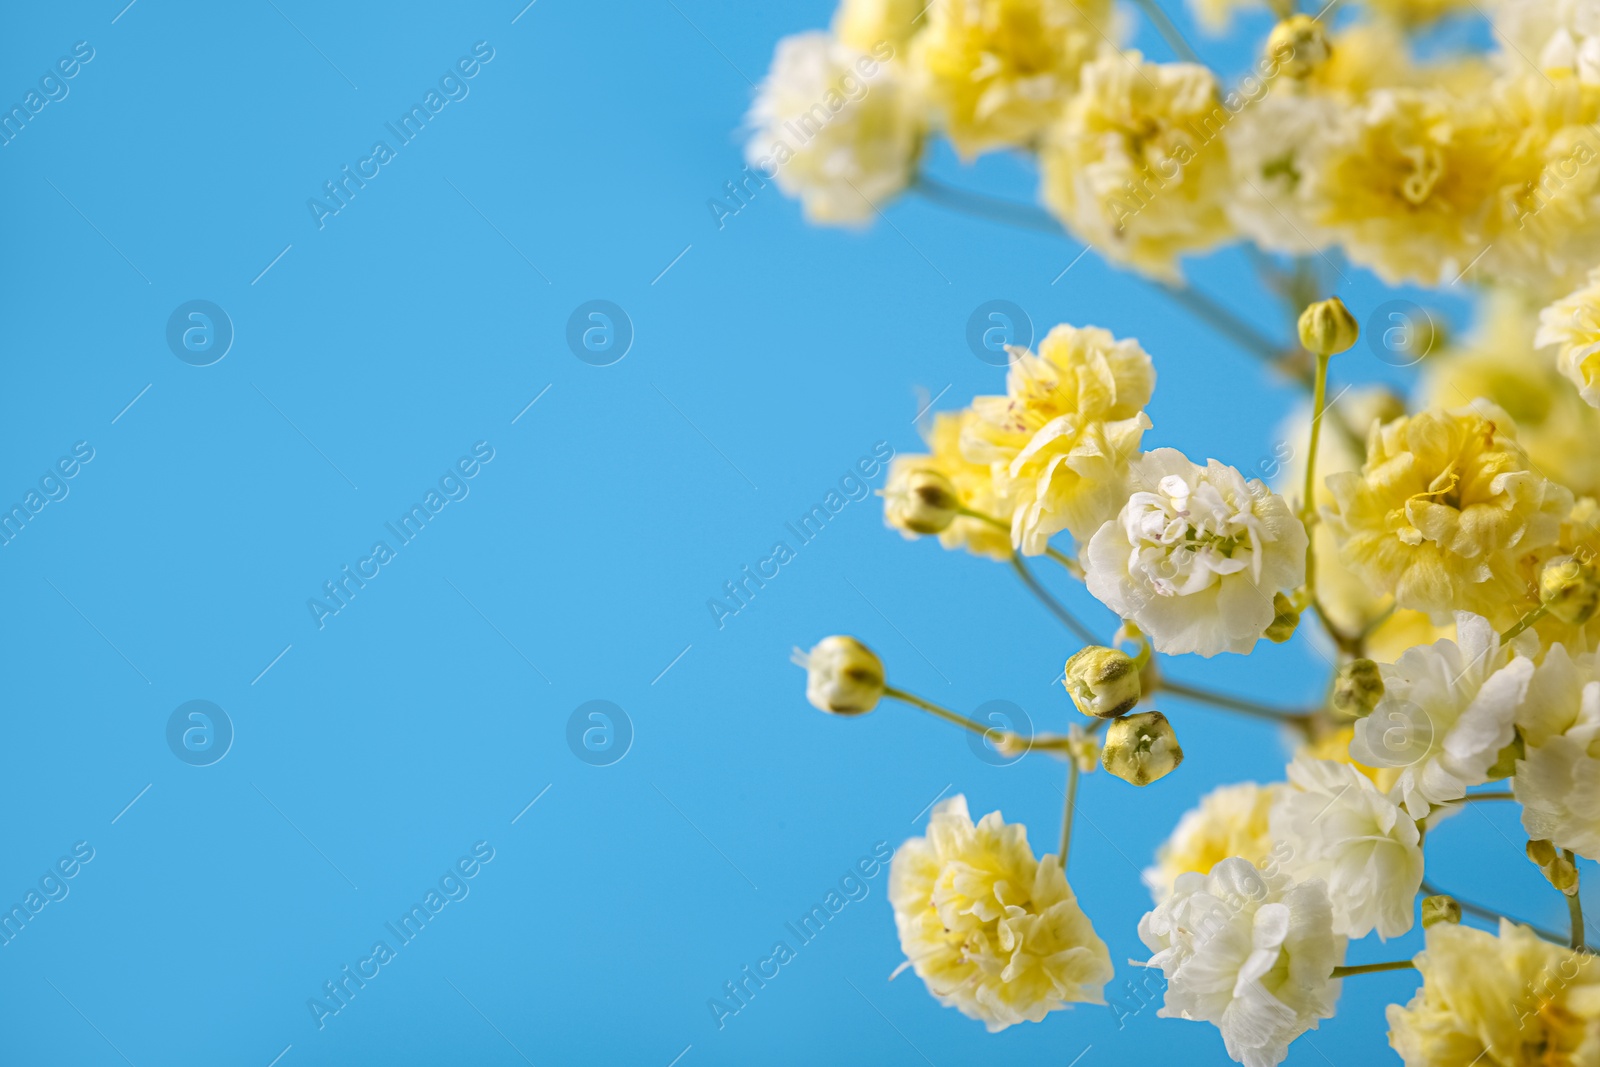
xmin=1063 ymin=646 xmax=1142 ymax=719
xmin=1331 ymin=659 xmax=1384 ymax=719
xmin=793 ymin=636 xmax=884 ymax=715
xmin=1101 ymin=711 xmax=1183 ymax=786
xmin=1298 ymin=296 xmax=1359 ymax=357
xmin=1527 ymin=838 xmax=1559 ymax=867
xmin=1548 ymin=854 xmax=1580 ymax=895
xmin=1540 ymin=554 xmax=1600 ymax=625
xmin=1065 ymin=724 xmax=1100 ymax=773
xmin=1264 ymin=592 xmax=1301 ymax=644
xmin=1267 ymin=15 xmax=1330 ymax=80
xmin=883 ymin=465 xmax=961 ymax=535
xmin=1421 ymin=895 xmax=1461 ymax=928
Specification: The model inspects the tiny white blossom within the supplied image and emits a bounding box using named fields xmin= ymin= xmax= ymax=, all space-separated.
xmin=1139 ymin=858 xmax=1345 ymax=1067
xmin=1084 ymin=449 xmax=1307 ymax=657
xmin=1269 ymin=757 xmax=1424 ymax=939
xmin=1514 ymin=643 xmax=1600 ymax=860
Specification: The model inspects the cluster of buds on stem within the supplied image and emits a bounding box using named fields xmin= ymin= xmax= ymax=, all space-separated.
xmin=1528 ymin=839 xmax=1580 ymax=896
xmin=1064 ymin=646 xmax=1181 ymax=786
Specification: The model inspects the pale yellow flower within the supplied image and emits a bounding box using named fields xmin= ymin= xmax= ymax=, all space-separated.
xmin=1323 ymin=407 xmax=1572 ymax=621
xmin=890 ymin=795 xmax=1113 ymax=1031
xmin=911 ymin=0 xmax=1112 ymax=158
xmin=1539 ymin=267 xmax=1600 ymax=408
xmin=1366 ymin=0 xmax=1477 ymax=26
xmin=961 ymin=323 xmax=1155 ymax=554
xmin=833 ymin=0 xmax=924 ymax=52
xmin=745 ymin=33 xmax=923 ymax=226
xmin=1388 ymin=920 xmax=1600 ymax=1066
xmin=1430 ymin=289 xmax=1600 ymax=499
xmin=887 ymin=409 xmax=1014 ymax=560
xmin=1186 ymin=0 xmax=1264 ymax=35
xmin=1143 ymin=781 xmax=1280 ymax=901
xmin=1041 ymin=53 xmax=1236 ymax=280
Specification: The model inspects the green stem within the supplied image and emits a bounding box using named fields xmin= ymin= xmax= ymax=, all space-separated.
xmin=957 ymin=507 xmax=1083 ymax=577
xmin=1010 ymin=552 xmax=1101 ymax=646
xmin=1502 ymin=603 xmax=1551 ymax=644
xmin=884 ymin=686 xmax=1009 ymax=742
xmin=1330 ymin=960 xmax=1416 ymax=978
xmin=1302 ymin=352 xmax=1330 ymax=588
xmin=1155 ymin=677 xmax=1314 ymax=726
xmin=1060 ymin=756 xmax=1081 ymax=872
xmin=1129 ymin=0 xmax=1203 ymax=63
xmin=1454 ymin=792 xmax=1517 ymax=803
xmin=1418 ymin=879 xmax=1571 ymax=947
xmin=1566 ymin=850 xmax=1586 ymax=953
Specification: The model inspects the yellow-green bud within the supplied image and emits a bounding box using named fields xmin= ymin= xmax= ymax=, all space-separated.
xmin=1331 ymin=659 xmax=1385 ymax=719
xmin=1101 ymin=711 xmax=1183 ymax=786
xmin=1264 ymin=592 xmax=1301 ymax=644
xmin=883 ymin=466 xmax=961 ymax=536
xmin=1267 ymin=15 xmax=1330 ymax=80
xmin=795 ymin=636 xmax=884 ymax=715
xmin=1298 ymin=296 xmax=1360 ymax=357
xmin=1065 ymin=725 xmax=1101 ymax=773
xmin=1421 ymin=895 xmax=1462 ymax=928
xmin=1548 ymin=854 xmax=1580 ymax=895
xmin=1063 ymin=646 xmax=1142 ymax=719
xmin=1527 ymin=838 xmax=1559 ymax=867
xmin=1540 ymin=554 xmax=1600 ymax=625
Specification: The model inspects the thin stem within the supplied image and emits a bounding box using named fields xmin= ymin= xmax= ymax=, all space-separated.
xmin=1452 ymin=792 xmax=1517 ymax=803
xmin=911 ymin=175 xmax=1065 ymax=235
xmin=1010 ymin=552 xmax=1101 ymax=646
xmin=1418 ymin=879 xmax=1572 ymax=947
xmin=1129 ymin=0 xmax=1203 ymax=63
xmin=1302 ymin=351 xmax=1330 ymax=595
xmin=1330 ymin=960 xmax=1416 ymax=978
xmin=1155 ymin=677 xmax=1314 ymax=726
xmin=959 ymin=506 xmax=1083 ymax=576
xmin=884 ymin=686 xmax=1006 ymax=741
xmin=1060 ymin=756 xmax=1081 ymax=871
xmin=1155 ymin=281 xmax=1289 ymax=368
xmin=1566 ymin=850 xmax=1586 ymax=952
xmin=1502 ymin=602 xmax=1551 ymax=644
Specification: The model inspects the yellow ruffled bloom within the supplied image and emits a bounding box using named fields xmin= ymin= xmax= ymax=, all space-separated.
xmin=961 ymin=323 xmax=1155 ymax=554
xmin=1323 ymin=407 xmax=1572 ymax=621
xmin=910 ymin=0 xmax=1111 ymax=158
xmin=886 ymin=409 xmax=1015 ymax=560
xmin=1429 ymin=290 xmax=1600 ymax=499
xmin=1365 ymin=0 xmax=1477 ymax=26
xmin=1142 ymin=781 xmax=1280 ymax=901
xmin=890 ymin=796 xmax=1113 ymax=1031
xmin=1539 ymin=267 xmax=1600 ymax=409
xmin=1041 ymin=52 xmax=1235 ymax=280
xmin=1388 ymin=920 xmax=1600 ymax=1066
xmin=833 ymin=0 xmax=924 ymax=52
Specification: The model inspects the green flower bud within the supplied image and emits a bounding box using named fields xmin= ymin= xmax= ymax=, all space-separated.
xmin=1548 ymin=854 xmax=1580 ymax=895
xmin=1527 ymin=838 xmax=1559 ymax=868
xmin=1267 ymin=15 xmax=1330 ymax=80
xmin=1540 ymin=554 xmax=1600 ymax=625
xmin=1331 ymin=659 xmax=1385 ymax=719
xmin=794 ymin=636 xmax=884 ymax=715
xmin=1063 ymin=646 xmax=1142 ymax=719
xmin=1298 ymin=296 xmax=1360 ymax=357
xmin=1101 ymin=711 xmax=1183 ymax=786
xmin=1421 ymin=895 xmax=1462 ymax=928
xmin=883 ymin=466 xmax=961 ymax=535
xmin=1264 ymin=592 xmax=1301 ymax=644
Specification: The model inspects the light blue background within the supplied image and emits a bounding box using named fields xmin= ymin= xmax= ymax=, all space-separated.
xmin=0 ymin=2 xmax=1579 ymax=1064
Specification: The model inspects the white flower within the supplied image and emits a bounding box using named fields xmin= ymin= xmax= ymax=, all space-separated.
xmin=1537 ymin=267 xmax=1600 ymax=409
xmin=1140 ymin=858 xmax=1345 ymax=1067
xmin=1144 ymin=782 xmax=1281 ymax=902
xmin=745 ymin=33 xmax=922 ymax=225
xmin=1269 ymin=757 xmax=1424 ymax=939
xmin=1514 ymin=643 xmax=1600 ymax=860
xmin=1223 ymin=89 xmax=1341 ymax=256
xmin=1350 ymin=613 xmax=1535 ymax=819
xmin=1084 ymin=449 xmax=1308 ymax=657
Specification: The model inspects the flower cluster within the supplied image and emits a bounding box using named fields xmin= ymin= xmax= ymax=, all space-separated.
xmin=770 ymin=0 xmax=1600 ymax=1061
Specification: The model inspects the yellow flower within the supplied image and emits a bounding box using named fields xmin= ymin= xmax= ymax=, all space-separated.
xmin=1388 ymin=920 xmax=1600 ymax=1066
xmin=833 ymin=0 xmax=924 ymax=52
xmin=1521 ymin=496 xmax=1600 ymax=651
xmin=1041 ymin=53 xmax=1235 ymax=280
xmin=961 ymin=323 xmax=1155 ymax=554
xmin=1539 ymin=267 xmax=1600 ymax=409
xmin=1430 ymin=290 xmax=1600 ymax=499
xmin=1143 ymin=781 xmax=1280 ymax=901
xmin=1187 ymin=0 xmax=1264 ymax=35
xmin=886 ymin=409 xmax=1014 ymax=560
xmin=1365 ymin=0 xmax=1477 ymax=27
xmin=1323 ymin=407 xmax=1572 ymax=621
xmin=890 ymin=796 xmax=1113 ymax=1031
xmin=910 ymin=0 xmax=1111 ymax=158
